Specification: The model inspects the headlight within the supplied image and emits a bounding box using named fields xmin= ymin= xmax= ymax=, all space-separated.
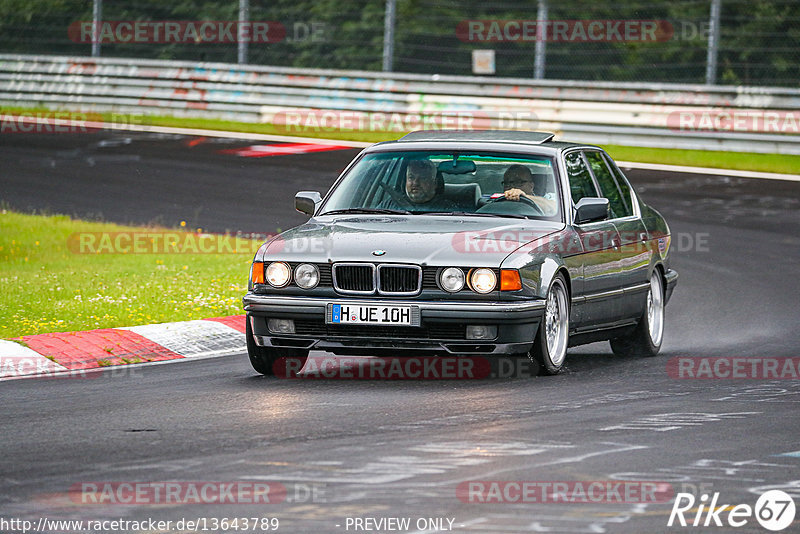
xmin=294 ymin=263 xmax=320 ymax=289
xmin=470 ymin=268 xmax=497 ymax=294
xmin=265 ymin=262 xmax=291 ymax=288
xmin=440 ymin=267 xmax=465 ymax=292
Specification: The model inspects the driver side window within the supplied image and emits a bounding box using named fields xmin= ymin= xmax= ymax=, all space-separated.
xmin=565 ymin=151 xmax=598 ymax=204
xmin=363 ymin=157 xmax=403 ymax=208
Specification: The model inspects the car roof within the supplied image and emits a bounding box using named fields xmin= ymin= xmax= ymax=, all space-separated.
xmin=367 ymin=130 xmax=596 ymax=155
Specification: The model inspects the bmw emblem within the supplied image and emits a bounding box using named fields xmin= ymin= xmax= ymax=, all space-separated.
xmin=372 ymin=250 xmax=386 ymax=256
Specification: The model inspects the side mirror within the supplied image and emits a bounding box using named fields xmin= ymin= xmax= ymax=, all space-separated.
xmin=295 ymin=191 xmax=321 ymax=216
xmin=574 ymin=197 xmax=609 ymax=224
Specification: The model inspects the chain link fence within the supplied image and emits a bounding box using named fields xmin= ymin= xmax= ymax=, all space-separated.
xmin=0 ymin=0 xmax=797 ymax=86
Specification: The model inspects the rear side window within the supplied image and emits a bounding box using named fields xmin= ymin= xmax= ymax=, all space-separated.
xmin=564 ymin=151 xmax=597 ymax=204
xmin=585 ymin=151 xmax=632 ymax=218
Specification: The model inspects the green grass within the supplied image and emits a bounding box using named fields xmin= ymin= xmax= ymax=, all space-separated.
xmin=4 ymin=105 xmax=798 ymax=174
xmin=0 ymin=210 xmax=257 ymax=339
xmin=603 ymin=145 xmax=800 ymax=175
xmin=0 ymin=106 xmax=397 ymax=143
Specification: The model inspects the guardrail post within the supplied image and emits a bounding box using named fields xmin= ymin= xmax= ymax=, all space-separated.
xmin=91 ymin=0 xmax=102 ymax=57
xmin=705 ymin=0 xmax=721 ymax=85
xmin=534 ymin=0 xmax=547 ymax=79
xmin=238 ymin=0 xmax=249 ymax=64
xmin=382 ymin=0 xmax=396 ymax=72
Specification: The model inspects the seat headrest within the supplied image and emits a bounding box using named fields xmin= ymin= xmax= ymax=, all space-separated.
xmin=443 ymin=183 xmax=482 ymax=208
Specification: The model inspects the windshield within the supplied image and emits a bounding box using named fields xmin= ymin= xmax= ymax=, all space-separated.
xmin=320 ymin=151 xmax=562 ymax=221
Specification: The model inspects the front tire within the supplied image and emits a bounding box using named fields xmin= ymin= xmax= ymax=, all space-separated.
xmin=531 ymin=274 xmax=570 ymax=375
xmin=610 ymin=271 xmax=665 ymax=357
xmin=246 ymin=319 xmax=309 ymax=376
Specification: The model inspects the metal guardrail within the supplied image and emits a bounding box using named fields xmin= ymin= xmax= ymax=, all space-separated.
xmin=1 ymin=54 xmax=799 ymax=154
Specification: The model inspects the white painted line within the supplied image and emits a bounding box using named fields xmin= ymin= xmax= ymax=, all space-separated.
xmin=121 ymin=320 xmax=244 ymax=358
xmin=617 ymin=160 xmax=800 ymax=182
xmin=0 ymin=339 xmax=67 ymax=378
xmin=123 ymin=125 xmax=800 ymax=181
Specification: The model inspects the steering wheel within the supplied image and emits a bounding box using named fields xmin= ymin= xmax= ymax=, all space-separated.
xmin=483 ymin=194 xmax=545 ymax=216
xmin=376 ymin=181 xmax=414 ymax=210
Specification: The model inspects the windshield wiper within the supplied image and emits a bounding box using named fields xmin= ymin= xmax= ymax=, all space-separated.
xmin=319 ymin=208 xmax=412 ymax=216
xmin=419 ymin=211 xmax=529 ymax=219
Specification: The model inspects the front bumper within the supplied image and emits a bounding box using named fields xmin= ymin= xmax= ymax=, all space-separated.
xmin=243 ymin=294 xmax=546 ymax=355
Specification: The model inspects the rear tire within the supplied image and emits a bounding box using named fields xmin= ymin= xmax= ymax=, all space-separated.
xmin=246 ymin=318 xmax=309 ymax=376
xmin=610 ymin=271 xmax=665 ymax=357
xmin=530 ymin=274 xmax=570 ymax=375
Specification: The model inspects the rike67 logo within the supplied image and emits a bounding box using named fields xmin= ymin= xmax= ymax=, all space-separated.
xmin=668 ymin=490 xmax=795 ymax=531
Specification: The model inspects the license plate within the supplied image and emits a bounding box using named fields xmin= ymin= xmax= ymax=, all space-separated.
xmin=328 ymin=304 xmax=413 ymax=325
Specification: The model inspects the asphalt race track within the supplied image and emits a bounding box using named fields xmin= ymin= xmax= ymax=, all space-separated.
xmin=2 ymin=131 xmax=800 ymax=533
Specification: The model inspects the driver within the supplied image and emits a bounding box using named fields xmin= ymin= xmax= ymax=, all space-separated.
xmin=502 ymin=164 xmax=557 ymax=214
xmin=405 ymin=159 xmax=439 ymax=204
xmin=380 ymin=159 xmax=457 ymax=211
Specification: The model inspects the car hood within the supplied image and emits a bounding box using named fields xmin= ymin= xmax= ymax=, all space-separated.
xmin=259 ymin=215 xmax=565 ymax=266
